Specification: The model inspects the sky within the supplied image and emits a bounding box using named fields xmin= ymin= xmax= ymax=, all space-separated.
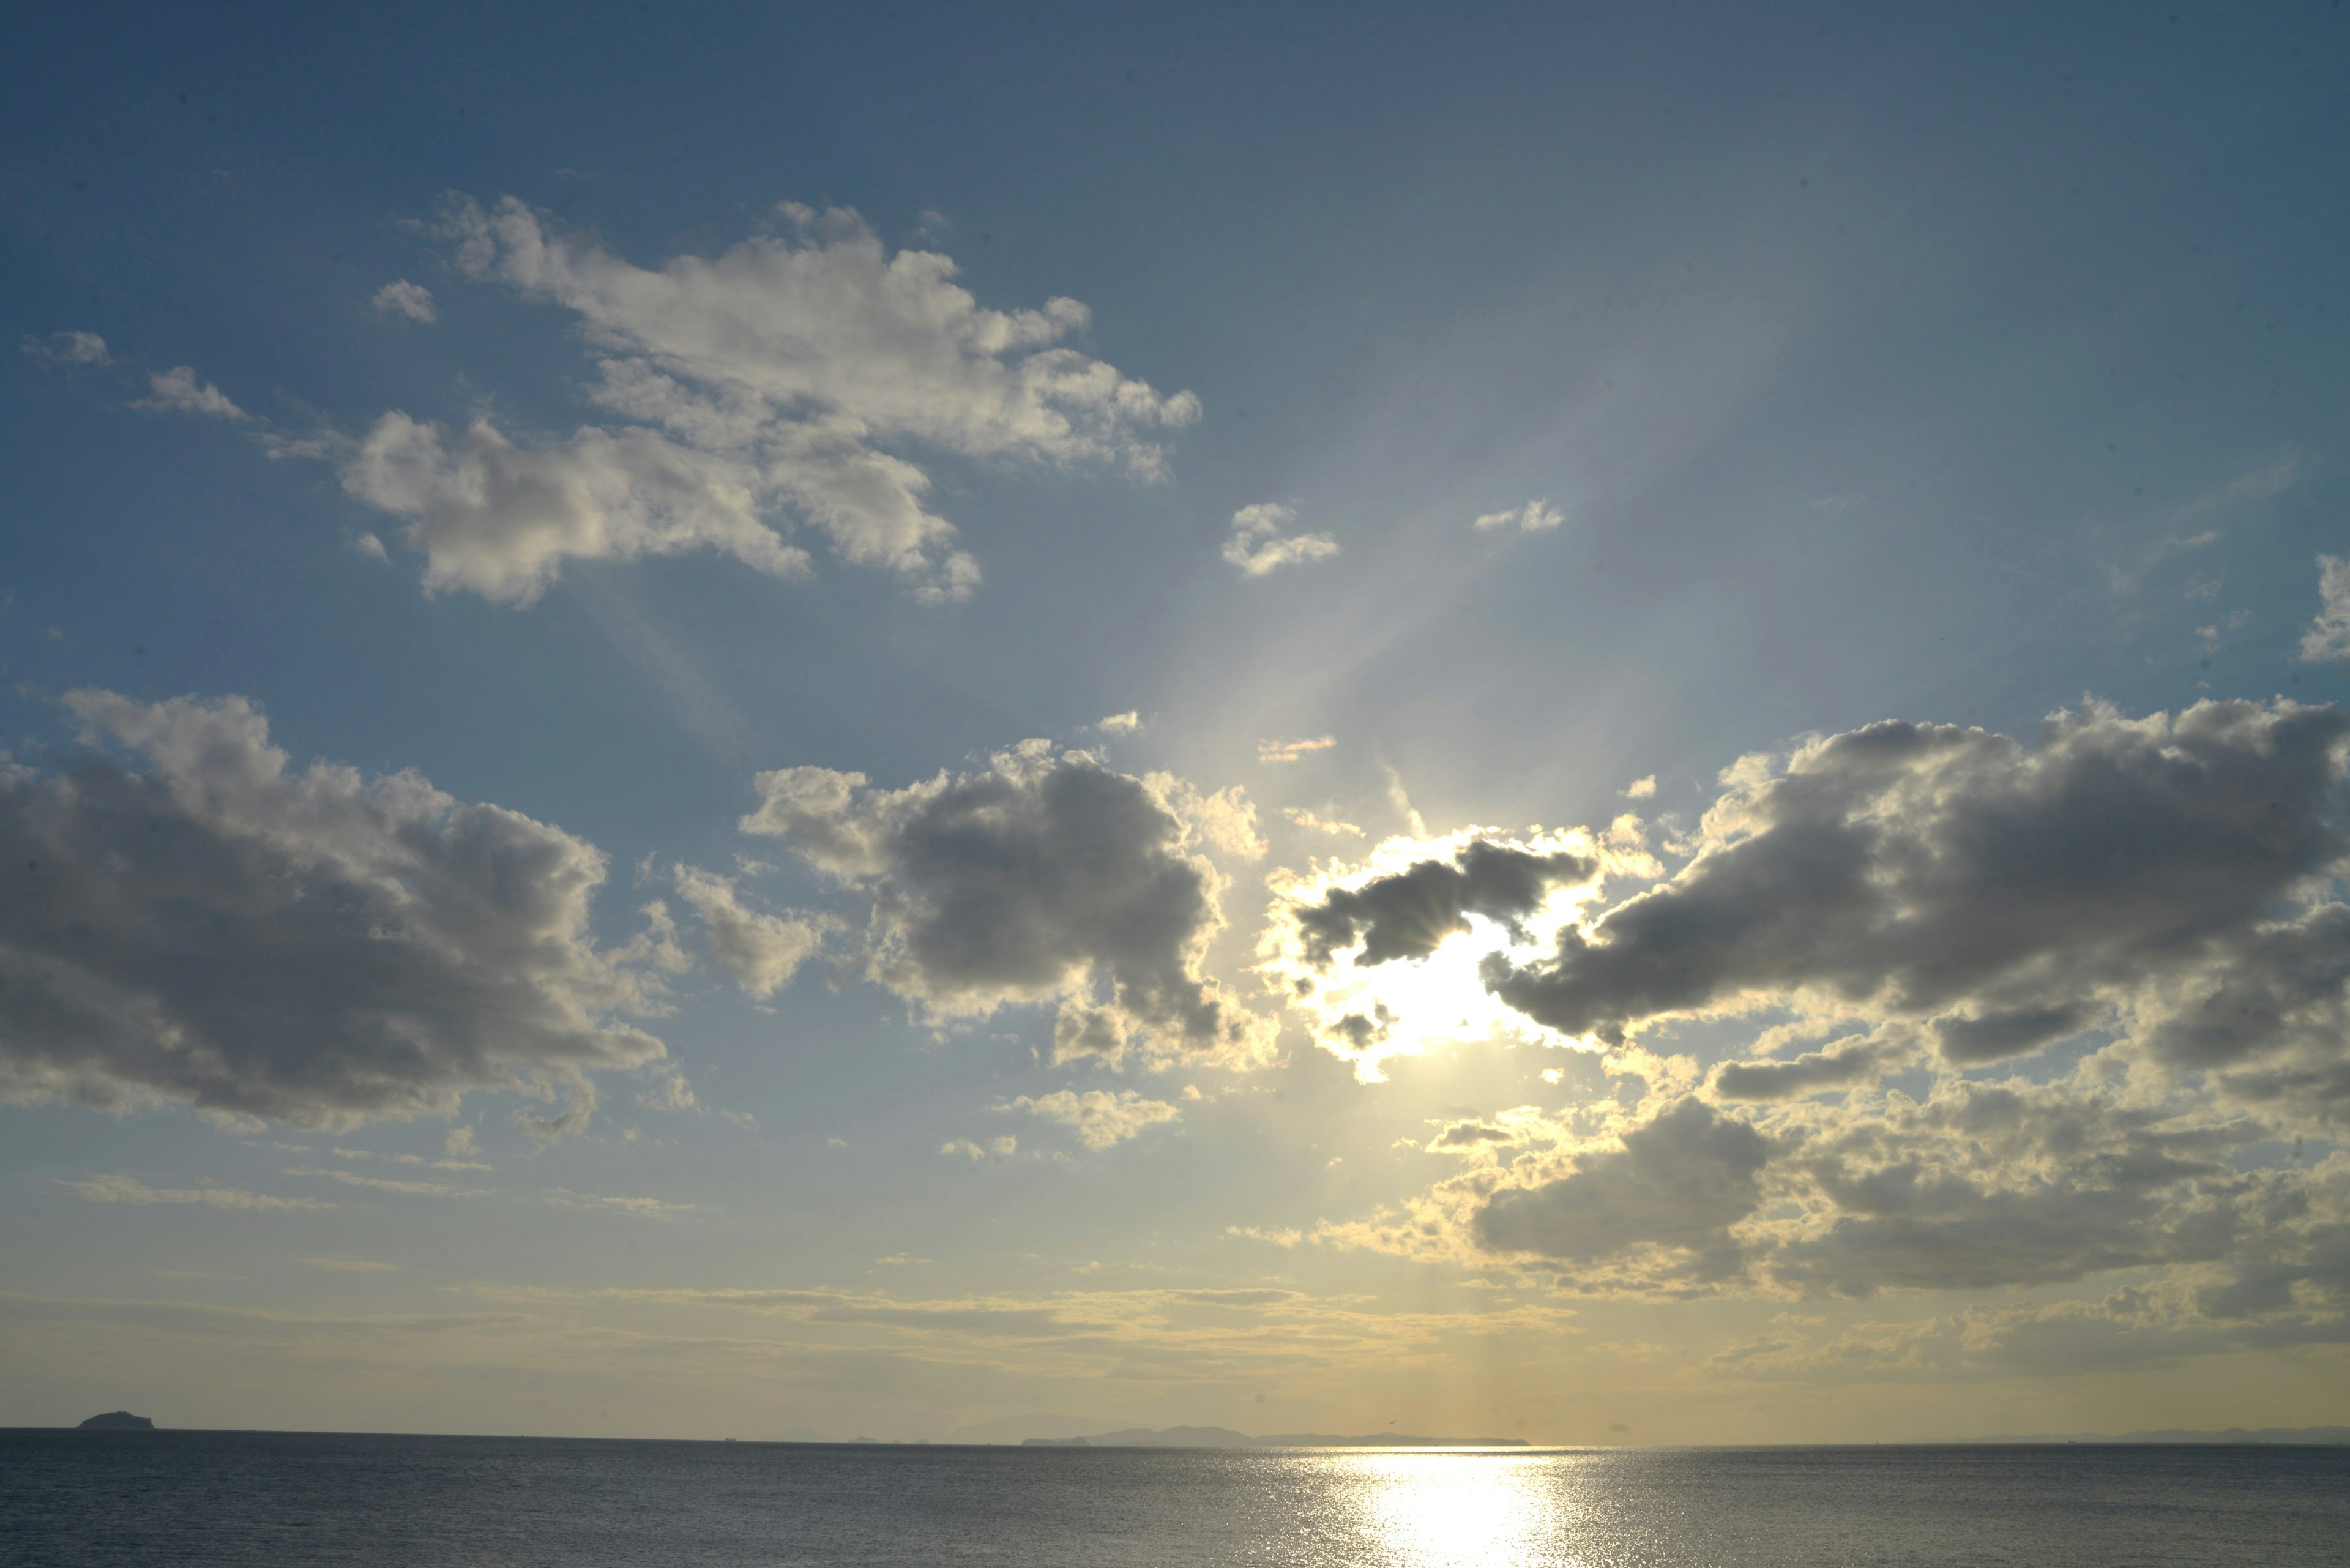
xmin=4 ymin=1 xmax=2349 ymax=1445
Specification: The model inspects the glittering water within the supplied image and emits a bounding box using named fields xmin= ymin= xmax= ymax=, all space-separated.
xmin=6 ymin=1432 xmax=2346 ymax=1567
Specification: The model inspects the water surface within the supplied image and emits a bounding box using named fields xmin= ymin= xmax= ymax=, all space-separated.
xmin=6 ymin=1430 xmax=2346 ymax=1566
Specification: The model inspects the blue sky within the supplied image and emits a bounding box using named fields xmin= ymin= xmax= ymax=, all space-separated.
xmin=5 ymin=2 xmax=2350 ymax=1443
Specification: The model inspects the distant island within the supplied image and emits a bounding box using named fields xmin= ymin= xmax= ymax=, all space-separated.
xmin=1020 ymin=1425 xmax=1527 ymax=1449
xmin=1967 ymin=1425 xmax=2350 ymax=1446
xmin=76 ymin=1411 xmax=155 ymax=1430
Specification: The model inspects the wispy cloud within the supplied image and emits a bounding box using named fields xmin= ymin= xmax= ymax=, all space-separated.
xmin=1472 ymin=499 xmax=1562 ymax=534
xmin=1258 ymin=736 xmax=1335 ymax=764
xmin=56 ymin=1174 xmax=331 ymax=1211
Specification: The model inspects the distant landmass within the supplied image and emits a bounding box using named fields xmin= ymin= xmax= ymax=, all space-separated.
xmin=1968 ymin=1426 xmax=2350 ymax=1446
xmin=1020 ymin=1425 xmax=1528 ymax=1449
xmin=76 ymin=1411 xmax=155 ymax=1430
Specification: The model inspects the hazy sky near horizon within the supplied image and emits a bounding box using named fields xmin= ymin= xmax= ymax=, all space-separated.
xmin=5 ymin=2 xmax=2350 ymax=1444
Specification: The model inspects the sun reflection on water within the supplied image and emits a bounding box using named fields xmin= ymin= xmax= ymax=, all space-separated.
xmin=1329 ymin=1449 xmax=1588 ymax=1568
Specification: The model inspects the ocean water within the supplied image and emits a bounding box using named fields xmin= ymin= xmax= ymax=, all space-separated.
xmin=4 ymin=1432 xmax=2346 ymax=1567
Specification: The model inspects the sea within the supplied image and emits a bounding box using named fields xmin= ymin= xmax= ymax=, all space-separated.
xmin=5 ymin=1431 xmax=2347 ymax=1567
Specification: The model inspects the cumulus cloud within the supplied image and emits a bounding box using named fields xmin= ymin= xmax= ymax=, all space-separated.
xmin=1222 ymin=503 xmax=1339 ymax=576
xmin=1291 ymin=838 xmax=1597 ymax=969
xmin=336 ymin=196 xmax=1196 ymax=604
xmin=1621 ymin=775 xmax=1657 ymax=800
xmin=742 ymin=742 xmax=1269 ymax=1066
xmin=1300 ymin=702 xmax=2350 ymax=1338
xmin=2299 ymin=555 xmax=2350 ymax=663
xmin=341 ymin=413 xmax=808 ymax=606
xmin=138 ymin=367 xmax=247 ymax=421
xmin=23 ymin=330 xmax=110 ymax=365
xmin=1475 ymin=1099 xmax=1774 ymax=1282
xmin=0 ymin=690 xmax=671 ymax=1129
xmin=1485 ymin=700 xmax=2350 ymax=1107
xmin=1472 ymin=499 xmax=1563 ymax=534
xmin=670 ymin=864 xmax=830 ymax=998
xmin=1091 ymin=711 xmax=1142 ymax=736
xmin=998 ymin=1089 xmax=1181 ymax=1149
xmin=371 ymin=280 xmax=438 ymax=324
xmin=1258 ymin=827 xmax=1624 ymax=1075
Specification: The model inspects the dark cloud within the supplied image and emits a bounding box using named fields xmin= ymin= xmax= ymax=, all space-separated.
xmin=1295 ymin=838 xmax=1595 ymax=968
xmin=1485 ymin=702 xmax=2350 ymax=1099
xmin=0 ymin=692 xmax=669 ymax=1128
xmin=1473 ymin=1099 xmax=1775 ymax=1280
xmin=1710 ymin=1036 xmax=1897 ymax=1100
xmin=742 ymin=742 xmax=1265 ymax=1064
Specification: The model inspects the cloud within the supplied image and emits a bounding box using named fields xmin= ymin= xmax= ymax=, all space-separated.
xmin=1281 ymin=807 xmax=1363 ymax=837
xmin=1091 ymin=711 xmax=1142 ymax=736
xmin=371 ymin=280 xmax=438 ymax=324
xmin=942 ymin=1137 xmax=1018 ymax=1160
xmin=1621 ymin=776 xmax=1657 ymax=800
xmin=341 ymin=413 xmax=809 ymax=606
xmin=0 ymin=690 xmax=671 ymax=1129
xmin=999 ymin=1089 xmax=1181 ymax=1150
xmin=1472 ymin=499 xmax=1563 ymax=534
xmin=1484 ymin=700 xmax=2350 ymax=1107
xmin=2299 ymin=556 xmax=2350 ymax=663
xmin=23 ymin=330 xmax=110 ymax=365
xmin=137 ymin=367 xmax=247 ymax=421
xmin=741 ymin=742 xmax=1269 ymax=1066
xmin=1474 ymin=1100 xmax=1775 ymax=1282
xmin=341 ymin=195 xmax=1196 ymax=604
xmin=670 ymin=864 xmax=830 ymax=998
xmin=1222 ymin=503 xmax=1339 ymax=576
xmin=1291 ymin=838 xmax=1597 ymax=969
xmin=1709 ymin=1034 xmax=1903 ymax=1100
xmin=56 ymin=1174 xmax=330 ymax=1211
xmin=1257 ymin=736 xmax=1335 ymax=764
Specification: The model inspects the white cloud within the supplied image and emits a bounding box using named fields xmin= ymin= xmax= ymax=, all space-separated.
xmin=1281 ymin=807 xmax=1363 ymax=837
xmin=942 ymin=1136 xmax=1018 ymax=1160
xmin=1472 ymin=499 xmax=1564 ymax=534
xmin=343 ymin=195 xmax=1197 ymax=605
xmin=1257 ymin=736 xmax=1335 ymax=764
xmin=1620 ymin=775 xmax=1657 ymax=800
xmin=670 ymin=864 xmax=830 ymax=998
xmin=22 ymin=330 xmax=110 ymax=365
xmin=1092 ymin=711 xmax=1142 ymax=736
xmin=0 ymin=690 xmax=672 ymax=1129
xmin=371 ymin=280 xmax=438 ymax=324
xmin=1222 ymin=503 xmax=1339 ymax=577
xmin=742 ymin=741 xmax=1270 ymax=1067
xmin=341 ymin=413 xmax=809 ymax=606
xmin=56 ymin=1174 xmax=330 ymax=1211
xmin=999 ymin=1089 xmax=1181 ymax=1149
xmin=2299 ymin=555 xmax=2350 ymax=663
xmin=138 ymin=367 xmax=247 ymax=421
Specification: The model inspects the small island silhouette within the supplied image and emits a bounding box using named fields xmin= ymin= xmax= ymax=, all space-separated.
xmin=76 ymin=1411 xmax=155 ymax=1430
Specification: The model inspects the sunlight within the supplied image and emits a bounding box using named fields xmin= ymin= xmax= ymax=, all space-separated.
xmin=1298 ymin=914 xmax=1570 ymax=1080
xmin=1336 ymin=1449 xmax=1587 ymax=1567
